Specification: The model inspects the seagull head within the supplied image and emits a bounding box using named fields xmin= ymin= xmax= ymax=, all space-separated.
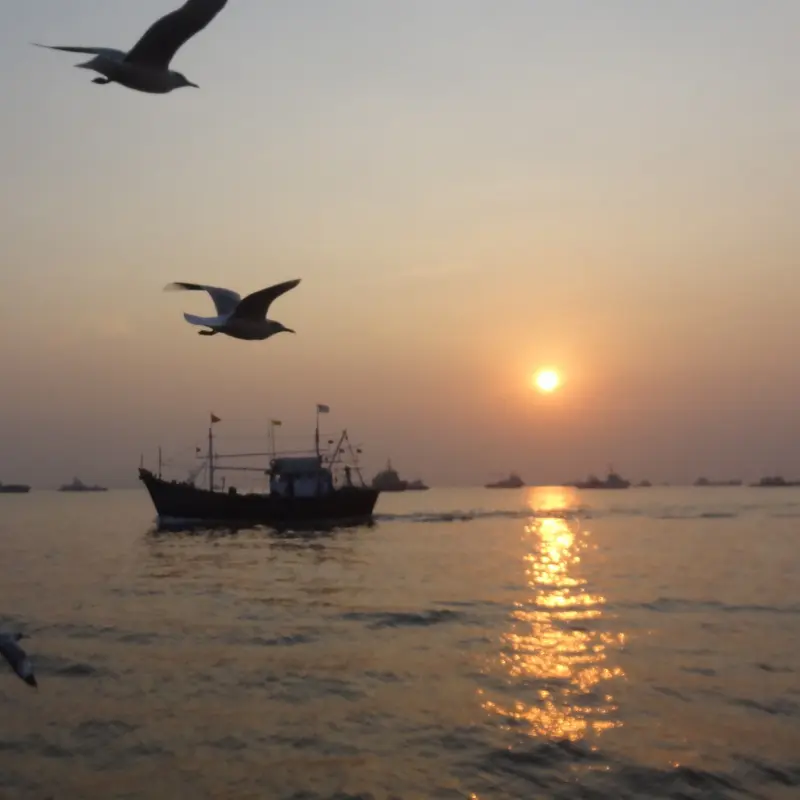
xmin=171 ymin=71 xmax=199 ymax=90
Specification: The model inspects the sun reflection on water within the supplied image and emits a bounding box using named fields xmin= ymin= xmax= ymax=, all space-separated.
xmin=482 ymin=486 xmax=625 ymax=742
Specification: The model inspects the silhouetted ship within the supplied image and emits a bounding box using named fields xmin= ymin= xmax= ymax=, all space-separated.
xmin=750 ymin=476 xmax=800 ymax=487
xmin=485 ymin=473 xmax=525 ymax=489
xmin=58 ymin=477 xmax=108 ymax=492
xmin=139 ymin=408 xmax=379 ymax=528
xmin=573 ymin=469 xmax=630 ymax=490
xmin=694 ymin=477 xmax=742 ymax=487
xmin=0 ymin=481 xmax=30 ymax=494
xmin=370 ymin=460 xmax=429 ymax=492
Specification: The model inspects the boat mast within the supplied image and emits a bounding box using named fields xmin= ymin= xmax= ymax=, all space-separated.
xmin=329 ymin=429 xmax=347 ymax=469
xmin=208 ymin=424 xmax=214 ymax=492
xmin=269 ymin=420 xmax=279 ymax=461
xmin=314 ymin=404 xmax=330 ymax=461
xmin=157 ymin=446 xmax=162 ymax=479
xmin=342 ymin=430 xmax=366 ymax=485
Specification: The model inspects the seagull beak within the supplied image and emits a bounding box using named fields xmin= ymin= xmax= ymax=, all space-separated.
xmin=284 ymin=328 xmax=296 ymax=334
xmin=188 ymin=81 xmax=200 ymax=88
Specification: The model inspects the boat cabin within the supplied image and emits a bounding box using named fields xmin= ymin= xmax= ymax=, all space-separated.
xmin=267 ymin=456 xmax=334 ymax=498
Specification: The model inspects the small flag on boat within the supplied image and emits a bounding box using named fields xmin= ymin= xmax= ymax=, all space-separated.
xmin=316 ymin=404 xmax=330 ymax=414
xmin=195 ymin=447 xmax=201 ymax=454
xmin=271 ymin=419 xmax=282 ymax=427
xmin=210 ymin=413 xmax=221 ymax=424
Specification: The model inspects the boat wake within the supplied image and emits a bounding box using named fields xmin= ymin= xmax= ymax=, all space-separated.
xmin=375 ymin=509 xmax=574 ymax=525
xmin=375 ymin=504 xmax=800 ymax=525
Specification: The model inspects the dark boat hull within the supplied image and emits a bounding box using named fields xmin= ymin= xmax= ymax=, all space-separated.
xmin=138 ymin=468 xmax=380 ymax=529
xmin=0 ymin=485 xmax=30 ymax=494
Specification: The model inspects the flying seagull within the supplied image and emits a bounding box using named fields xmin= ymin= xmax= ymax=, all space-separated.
xmin=0 ymin=633 xmax=38 ymax=689
xmin=32 ymin=0 xmax=229 ymax=93
xmin=165 ymin=279 xmax=301 ymax=340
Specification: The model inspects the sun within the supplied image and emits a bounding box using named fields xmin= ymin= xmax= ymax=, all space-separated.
xmin=533 ymin=369 xmax=560 ymax=393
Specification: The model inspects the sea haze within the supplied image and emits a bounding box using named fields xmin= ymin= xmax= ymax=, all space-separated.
xmin=0 ymin=486 xmax=798 ymax=799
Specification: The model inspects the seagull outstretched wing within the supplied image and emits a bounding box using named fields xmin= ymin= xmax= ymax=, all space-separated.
xmin=0 ymin=634 xmax=37 ymax=689
xmin=125 ymin=0 xmax=229 ymax=68
xmin=231 ymin=279 xmax=301 ymax=321
xmin=31 ymin=43 xmax=127 ymax=61
xmin=165 ymin=282 xmax=241 ymax=317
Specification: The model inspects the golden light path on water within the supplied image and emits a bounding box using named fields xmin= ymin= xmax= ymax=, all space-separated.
xmin=482 ymin=486 xmax=626 ymax=742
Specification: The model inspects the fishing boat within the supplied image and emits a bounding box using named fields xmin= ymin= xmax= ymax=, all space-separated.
xmin=0 ymin=481 xmax=30 ymax=494
xmin=139 ymin=406 xmax=380 ymax=529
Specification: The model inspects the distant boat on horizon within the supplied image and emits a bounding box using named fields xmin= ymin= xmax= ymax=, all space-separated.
xmin=0 ymin=481 xmax=30 ymax=494
xmin=750 ymin=475 xmax=800 ymax=488
xmin=485 ymin=473 xmax=525 ymax=489
xmin=371 ymin=460 xmax=429 ymax=492
xmin=694 ymin=477 xmax=743 ymax=487
xmin=58 ymin=477 xmax=108 ymax=492
xmin=573 ymin=468 xmax=630 ymax=490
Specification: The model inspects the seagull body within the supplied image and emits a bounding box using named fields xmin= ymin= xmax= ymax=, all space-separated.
xmin=33 ymin=0 xmax=229 ymax=93
xmin=165 ymin=279 xmax=301 ymax=340
xmin=0 ymin=633 xmax=37 ymax=689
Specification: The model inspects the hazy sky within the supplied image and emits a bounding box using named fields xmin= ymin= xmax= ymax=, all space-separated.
xmin=1 ymin=1 xmax=798 ymax=487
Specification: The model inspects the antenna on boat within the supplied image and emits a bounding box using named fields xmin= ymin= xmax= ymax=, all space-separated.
xmin=157 ymin=446 xmax=162 ymax=479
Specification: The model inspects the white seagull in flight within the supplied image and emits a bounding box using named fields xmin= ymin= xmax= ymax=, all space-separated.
xmin=33 ymin=0 xmax=229 ymax=93
xmin=165 ymin=279 xmax=301 ymax=340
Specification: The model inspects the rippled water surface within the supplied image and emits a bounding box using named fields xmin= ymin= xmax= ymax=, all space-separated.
xmin=1 ymin=486 xmax=798 ymax=799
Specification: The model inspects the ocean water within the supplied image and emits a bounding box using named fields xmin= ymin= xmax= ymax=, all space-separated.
xmin=0 ymin=486 xmax=798 ymax=799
